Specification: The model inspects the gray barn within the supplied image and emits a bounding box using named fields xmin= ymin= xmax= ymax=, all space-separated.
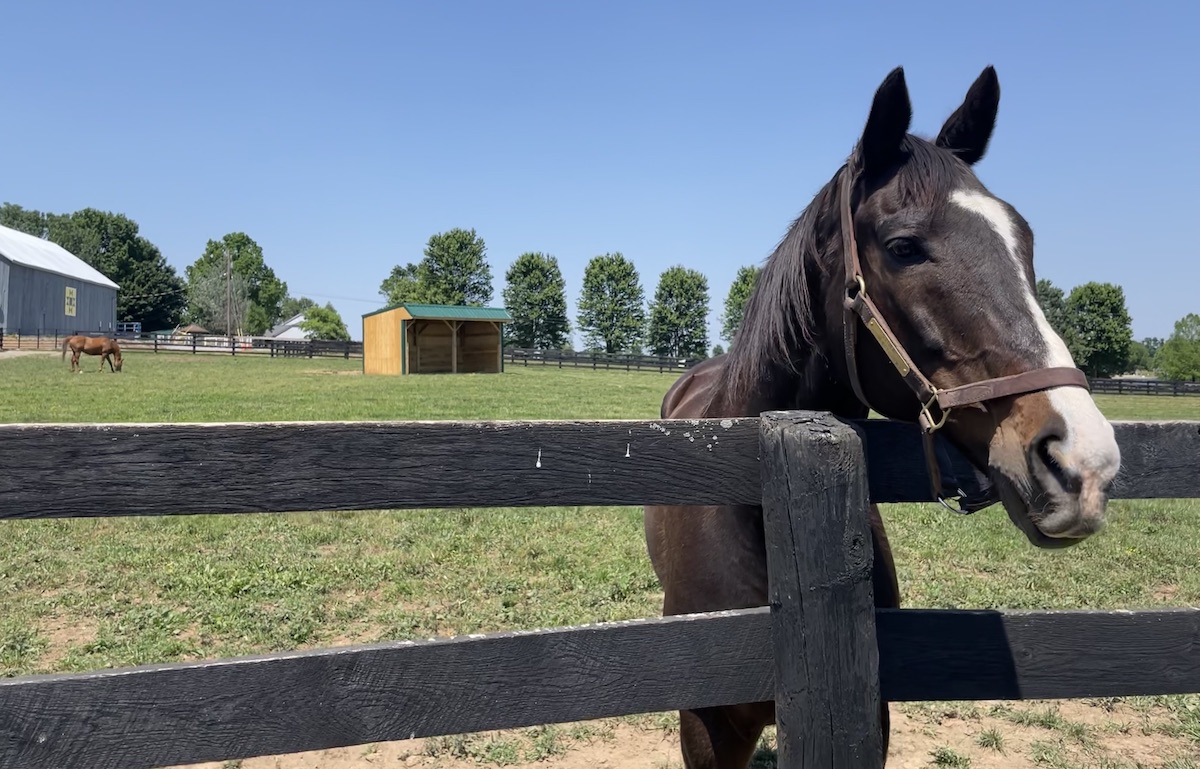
xmin=0 ymin=224 xmax=119 ymax=334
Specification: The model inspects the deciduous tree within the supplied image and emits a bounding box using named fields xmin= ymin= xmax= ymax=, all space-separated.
xmin=379 ymin=228 xmax=493 ymax=308
xmin=1035 ymin=278 xmax=1070 ymax=338
xmin=647 ymin=265 xmax=710 ymax=358
xmin=188 ymin=269 xmax=251 ymax=335
xmin=1158 ymin=314 xmax=1200 ymax=381
xmin=187 ymin=232 xmax=287 ymax=335
xmin=280 ymin=295 xmax=318 ymax=320
xmin=1064 ymin=282 xmax=1133 ymax=378
xmin=720 ymin=265 xmax=761 ymax=344
xmin=300 ymin=302 xmax=351 ymax=341
xmin=0 ymin=202 xmax=48 ymax=237
xmin=502 ymin=252 xmax=570 ymax=349
xmin=379 ymin=263 xmax=430 ymax=306
xmin=419 ymin=228 xmax=493 ymax=306
xmin=576 ymin=252 xmax=645 ymax=354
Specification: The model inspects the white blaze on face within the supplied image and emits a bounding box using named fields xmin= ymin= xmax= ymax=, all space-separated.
xmin=949 ymin=189 xmax=1120 ymax=483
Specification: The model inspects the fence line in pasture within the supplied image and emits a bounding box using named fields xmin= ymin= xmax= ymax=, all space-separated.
xmin=3 ymin=329 xmax=1198 ymax=390
xmin=1087 ymin=377 xmax=1200 ymax=396
xmin=0 ymin=329 xmax=363 ymax=359
xmin=503 ymin=346 xmax=703 ymax=372
xmin=2 ymin=413 xmax=1199 ymax=769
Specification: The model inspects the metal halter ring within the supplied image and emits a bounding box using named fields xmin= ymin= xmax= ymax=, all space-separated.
xmin=846 ymin=274 xmax=866 ymax=300
xmin=919 ymin=391 xmax=951 ymax=433
xmin=937 ymin=491 xmax=974 ymax=515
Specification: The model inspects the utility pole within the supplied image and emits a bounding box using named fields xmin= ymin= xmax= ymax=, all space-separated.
xmin=225 ymin=244 xmax=232 ymax=338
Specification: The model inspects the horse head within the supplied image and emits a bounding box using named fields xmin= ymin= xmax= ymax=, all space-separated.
xmin=728 ymin=66 xmax=1120 ymax=549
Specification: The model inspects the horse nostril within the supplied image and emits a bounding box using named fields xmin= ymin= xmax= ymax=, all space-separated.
xmin=1034 ymin=434 xmax=1081 ymax=494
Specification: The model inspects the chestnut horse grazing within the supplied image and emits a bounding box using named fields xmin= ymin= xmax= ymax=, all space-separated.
xmin=62 ymin=335 xmax=124 ymax=373
xmin=644 ymin=66 xmax=1120 ymax=768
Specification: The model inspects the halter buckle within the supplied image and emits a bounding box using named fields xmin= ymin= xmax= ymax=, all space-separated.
xmin=919 ymin=390 xmax=951 ymax=433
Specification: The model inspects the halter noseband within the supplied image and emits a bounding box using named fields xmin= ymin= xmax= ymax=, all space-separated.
xmin=837 ymin=166 xmax=1091 ymax=514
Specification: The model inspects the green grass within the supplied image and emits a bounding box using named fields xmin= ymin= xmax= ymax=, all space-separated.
xmin=3 ymin=350 xmax=1199 ymax=767
xmin=0 ymin=351 xmax=679 ymax=422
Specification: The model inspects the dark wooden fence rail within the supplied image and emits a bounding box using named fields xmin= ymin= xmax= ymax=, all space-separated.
xmin=2 ymin=415 xmax=1200 ymax=769
xmin=503 ymin=346 xmax=703 ymax=372
xmin=0 ymin=329 xmax=365 ymax=359
xmin=1087 ymin=377 xmax=1200 ymax=396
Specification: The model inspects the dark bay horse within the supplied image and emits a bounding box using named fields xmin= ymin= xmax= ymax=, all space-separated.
xmin=62 ymin=335 xmax=124 ymax=373
xmin=644 ymin=66 xmax=1121 ymax=768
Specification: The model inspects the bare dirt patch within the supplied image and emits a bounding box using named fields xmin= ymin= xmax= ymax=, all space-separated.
xmin=36 ymin=613 xmax=100 ymax=668
xmin=308 ymin=368 xmax=362 ymax=376
xmin=166 ymin=698 xmax=1197 ymax=769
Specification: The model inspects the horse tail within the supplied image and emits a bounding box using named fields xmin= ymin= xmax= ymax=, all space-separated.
xmin=61 ymin=337 xmax=69 ymax=359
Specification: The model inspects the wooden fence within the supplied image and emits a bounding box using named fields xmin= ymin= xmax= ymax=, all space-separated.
xmin=6 ymin=329 xmax=1197 ymax=390
xmin=504 ymin=346 xmax=703 ymax=372
xmin=1088 ymin=377 xmax=1200 ymax=396
xmin=2 ymin=413 xmax=1198 ymax=768
xmin=0 ymin=329 xmax=364 ymax=359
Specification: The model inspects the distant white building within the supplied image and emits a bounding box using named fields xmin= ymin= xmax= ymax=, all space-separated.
xmin=263 ymin=312 xmax=310 ymax=340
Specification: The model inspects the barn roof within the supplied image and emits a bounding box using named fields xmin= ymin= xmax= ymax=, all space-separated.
xmin=0 ymin=224 xmax=120 ymax=289
xmin=363 ymin=303 xmax=513 ymax=322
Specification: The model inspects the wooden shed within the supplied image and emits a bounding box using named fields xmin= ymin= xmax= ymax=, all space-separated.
xmin=362 ymin=303 xmax=513 ymax=376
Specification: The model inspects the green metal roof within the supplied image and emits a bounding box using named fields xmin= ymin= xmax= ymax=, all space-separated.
xmin=363 ymin=303 xmax=513 ymax=322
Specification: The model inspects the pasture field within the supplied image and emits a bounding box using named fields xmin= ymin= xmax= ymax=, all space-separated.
xmin=2 ymin=350 xmax=1199 ymax=769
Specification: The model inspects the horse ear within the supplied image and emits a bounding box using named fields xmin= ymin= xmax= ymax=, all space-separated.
xmin=935 ymin=66 xmax=1000 ymax=165
xmin=855 ymin=67 xmax=912 ymax=176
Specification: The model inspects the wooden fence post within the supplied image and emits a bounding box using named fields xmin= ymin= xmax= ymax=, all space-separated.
xmin=759 ymin=411 xmax=883 ymax=768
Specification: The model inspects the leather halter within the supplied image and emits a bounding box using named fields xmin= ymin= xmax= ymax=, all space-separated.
xmin=837 ymin=166 xmax=1091 ymax=513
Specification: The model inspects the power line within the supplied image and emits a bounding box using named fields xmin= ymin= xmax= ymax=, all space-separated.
xmin=117 ymin=286 xmax=188 ymax=300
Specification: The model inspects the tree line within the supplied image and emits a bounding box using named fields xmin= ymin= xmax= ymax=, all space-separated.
xmin=0 ymin=203 xmax=351 ymax=341
xmin=4 ymin=202 xmax=1194 ymax=379
xmin=1035 ymin=278 xmax=1199 ymax=381
xmin=380 ymin=227 xmax=762 ymax=360
xmin=382 ymin=227 xmax=1198 ymax=379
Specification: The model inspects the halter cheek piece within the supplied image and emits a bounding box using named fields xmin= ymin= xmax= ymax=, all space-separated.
xmin=837 ymin=167 xmax=1091 ymax=514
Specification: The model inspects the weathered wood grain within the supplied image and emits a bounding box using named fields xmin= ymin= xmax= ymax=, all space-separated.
xmin=0 ymin=419 xmax=763 ymax=518
xmin=0 ymin=609 xmax=775 ymax=769
xmin=1 ymin=419 xmax=1196 ymax=519
xmin=877 ymin=606 xmax=1200 ymax=701
xmin=760 ymin=411 xmax=883 ymax=768
xmin=2 ymin=605 xmax=1198 ymax=769
xmin=1106 ymin=420 xmax=1200 ymax=500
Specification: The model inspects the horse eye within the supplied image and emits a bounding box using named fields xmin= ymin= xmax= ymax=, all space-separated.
xmin=886 ymin=238 xmax=925 ymax=264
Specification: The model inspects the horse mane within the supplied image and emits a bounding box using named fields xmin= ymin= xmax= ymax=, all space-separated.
xmin=713 ymin=163 xmax=843 ymax=412
xmin=713 ymin=136 xmax=971 ymax=413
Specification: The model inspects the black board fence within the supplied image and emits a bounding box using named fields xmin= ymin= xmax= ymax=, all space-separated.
xmin=1 ymin=415 xmax=1199 ymax=768
xmin=503 ymin=346 xmax=703 ymax=372
xmin=1087 ymin=377 xmax=1200 ymax=396
xmin=0 ymin=329 xmax=364 ymax=359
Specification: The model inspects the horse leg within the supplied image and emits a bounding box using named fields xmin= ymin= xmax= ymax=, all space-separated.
xmin=646 ymin=503 xmax=775 ymax=769
xmin=679 ymin=702 xmax=774 ymax=769
xmin=868 ymin=502 xmax=901 ymax=762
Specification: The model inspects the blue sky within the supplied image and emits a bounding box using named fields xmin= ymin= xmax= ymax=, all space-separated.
xmin=3 ymin=1 xmax=1196 ymax=344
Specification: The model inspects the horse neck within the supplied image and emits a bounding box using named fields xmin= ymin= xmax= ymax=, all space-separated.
xmin=703 ymin=351 xmax=865 ymax=421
